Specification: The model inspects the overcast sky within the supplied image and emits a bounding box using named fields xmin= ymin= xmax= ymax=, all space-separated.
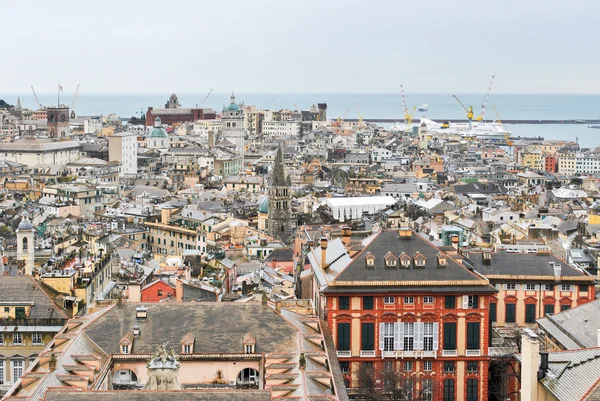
xmin=2 ymin=0 xmax=599 ymax=94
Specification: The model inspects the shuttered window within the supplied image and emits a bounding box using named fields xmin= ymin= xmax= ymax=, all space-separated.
xmin=544 ymin=304 xmax=554 ymax=316
xmin=490 ymin=303 xmax=497 ymax=323
xmin=361 ymin=323 xmax=374 ymax=350
xmin=445 ymin=296 xmax=456 ymax=309
xmin=466 ymin=378 xmax=478 ymax=401
xmin=339 ymin=296 xmax=349 ymax=310
xmin=363 ymin=296 xmax=374 ymax=310
xmin=506 ymin=303 xmax=516 ymax=323
xmin=467 ymin=322 xmax=480 ymax=350
xmin=443 ymin=379 xmax=455 ymax=401
xmin=525 ymin=304 xmax=536 ymax=323
xmin=443 ymin=322 xmax=457 ymax=350
xmin=337 ymin=323 xmax=350 ymax=351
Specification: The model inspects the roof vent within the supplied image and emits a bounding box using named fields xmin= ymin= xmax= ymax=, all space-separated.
xmin=136 ymin=306 xmax=148 ymax=319
xmin=398 ymin=227 xmax=412 ymax=239
xmin=552 ymin=263 xmax=561 ymax=279
xmin=133 ymin=325 xmax=141 ymax=337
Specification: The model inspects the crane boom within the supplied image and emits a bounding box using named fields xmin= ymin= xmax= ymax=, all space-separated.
xmin=400 ymin=84 xmax=409 ymax=121
xmin=492 ymin=105 xmax=513 ymax=147
xmin=30 ymin=85 xmax=41 ymax=109
xmin=71 ymin=84 xmax=80 ymax=110
xmin=356 ymin=102 xmax=363 ymax=124
xmin=405 ymin=105 xmax=417 ymax=133
xmin=199 ymin=88 xmax=213 ymax=108
xmin=453 ymin=95 xmax=474 ymax=130
xmin=477 ymin=74 xmax=495 ymax=121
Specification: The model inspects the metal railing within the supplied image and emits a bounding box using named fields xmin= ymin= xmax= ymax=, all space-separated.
xmin=336 ymin=350 xmax=351 ymax=358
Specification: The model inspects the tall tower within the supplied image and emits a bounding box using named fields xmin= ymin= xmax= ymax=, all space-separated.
xmin=221 ymin=92 xmax=244 ymax=151
xmin=47 ymin=106 xmax=70 ymax=138
xmin=267 ymin=147 xmax=296 ymax=244
xmin=16 ymin=215 xmax=35 ymax=275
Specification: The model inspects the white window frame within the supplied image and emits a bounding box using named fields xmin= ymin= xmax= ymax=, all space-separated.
xmin=506 ymin=284 xmax=516 ymax=290
xmin=184 ymin=344 xmax=191 ymax=354
xmin=32 ymin=332 xmax=42 ymax=346
xmin=403 ymin=322 xmax=415 ymax=351
xmin=0 ymin=360 xmax=4 ymax=385
xmin=423 ymin=360 xmax=433 ymax=371
xmin=382 ymin=322 xmax=395 ymax=351
xmin=415 ymin=259 xmax=426 ymax=267
xmin=12 ymin=359 xmax=23 ymax=382
xmin=13 ymin=332 xmax=22 ymax=346
xmin=403 ymin=360 xmax=413 ymax=372
xmin=121 ymin=345 xmax=129 ymax=354
xmin=384 ymin=296 xmax=395 ymax=305
xmin=404 ymin=296 xmax=415 ymax=305
xmin=544 ymin=284 xmax=553 ymax=291
xmin=0 ymin=334 xmax=3 ymax=346
xmin=245 ymin=344 xmax=253 ymax=354
xmin=423 ymin=296 xmax=434 ymax=304
xmin=525 ymin=284 xmax=536 ymax=290
xmin=423 ymin=322 xmax=435 ymax=351
xmin=560 ymin=284 xmax=571 ymax=291
xmin=383 ymin=360 xmax=393 ymax=372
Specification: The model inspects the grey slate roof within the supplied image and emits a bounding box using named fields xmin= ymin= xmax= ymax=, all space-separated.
xmin=467 ymin=251 xmax=586 ymax=278
xmin=44 ymin=390 xmax=272 ymax=401
xmin=331 ymin=230 xmax=493 ymax=289
xmin=84 ymin=303 xmax=297 ymax=355
xmin=0 ymin=276 xmax=68 ymax=320
xmin=537 ymin=299 xmax=600 ymax=349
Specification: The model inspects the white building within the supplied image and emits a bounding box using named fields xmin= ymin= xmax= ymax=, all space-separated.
xmin=262 ymin=120 xmax=302 ymax=137
xmin=323 ymin=196 xmax=397 ymax=222
xmin=84 ymin=118 xmax=103 ymax=134
xmin=576 ymin=154 xmax=600 ymax=174
xmin=370 ymin=148 xmax=394 ymax=162
xmin=221 ymin=93 xmax=244 ymax=151
xmin=482 ymin=207 xmax=519 ymax=223
xmin=108 ymin=132 xmax=138 ymax=176
xmin=0 ymin=138 xmax=81 ymax=167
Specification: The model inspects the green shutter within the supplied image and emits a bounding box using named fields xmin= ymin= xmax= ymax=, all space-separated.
xmin=443 ymin=322 xmax=456 ymax=350
xmin=525 ymin=304 xmax=536 ymax=323
xmin=361 ymin=323 xmax=374 ymax=350
xmin=467 ymin=322 xmax=480 ymax=349
xmin=490 ymin=303 xmax=497 ymax=322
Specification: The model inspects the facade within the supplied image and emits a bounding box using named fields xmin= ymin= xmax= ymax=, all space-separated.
xmin=0 ymin=138 xmax=81 ymax=167
xmin=16 ymin=216 xmax=35 ymax=275
xmin=267 ymin=147 xmax=296 ymax=244
xmin=557 ymin=150 xmax=577 ymax=174
xmin=46 ymin=106 xmax=70 ymax=138
xmin=108 ymin=132 xmax=138 ymax=176
xmin=308 ymin=228 xmax=496 ymax=400
xmin=0 ymin=276 xmax=68 ymax=395
xmin=544 ymin=154 xmax=557 ymax=173
xmin=262 ymin=120 xmax=302 ymax=137
xmin=145 ymin=93 xmax=216 ymax=126
xmin=576 ymin=154 xmax=600 ymax=174
xmin=221 ymin=93 xmax=244 ymax=151
xmin=42 ymin=184 xmax=102 ymax=218
xmin=141 ymin=280 xmax=175 ymax=302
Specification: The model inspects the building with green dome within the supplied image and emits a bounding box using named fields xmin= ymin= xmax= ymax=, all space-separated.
xmin=221 ymin=92 xmax=244 ymax=151
xmin=147 ymin=116 xmax=169 ymax=149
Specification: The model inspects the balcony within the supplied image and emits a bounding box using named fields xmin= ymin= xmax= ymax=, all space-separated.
xmin=360 ymin=350 xmax=376 ymax=357
xmin=380 ymin=350 xmax=437 ymax=359
xmin=442 ymin=350 xmax=458 ymax=357
xmin=336 ymin=350 xmax=351 ymax=358
xmin=466 ymin=349 xmax=481 ymax=356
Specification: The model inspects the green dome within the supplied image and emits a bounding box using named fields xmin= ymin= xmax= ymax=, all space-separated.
xmin=149 ymin=127 xmax=168 ymax=138
xmin=225 ymin=103 xmax=239 ymax=111
xmin=258 ymin=196 xmax=268 ymax=213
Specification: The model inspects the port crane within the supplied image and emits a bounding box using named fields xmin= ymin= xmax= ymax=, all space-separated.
xmin=199 ymin=88 xmax=213 ymax=108
xmin=452 ymin=94 xmax=474 ymax=130
xmin=30 ymin=85 xmax=41 ymax=109
xmin=71 ymin=84 xmax=80 ymax=118
xmin=400 ymin=85 xmax=417 ymax=133
xmin=336 ymin=108 xmax=351 ymax=124
xmin=405 ymin=106 xmax=417 ymax=134
xmin=476 ymin=74 xmax=495 ymax=121
xmin=492 ymin=105 xmax=514 ymax=156
xmin=356 ymin=102 xmax=363 ymax=124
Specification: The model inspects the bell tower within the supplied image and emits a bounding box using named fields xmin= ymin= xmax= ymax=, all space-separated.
xmin=16 ymin=215 xmax=35 ymax=275
xmin=47 ymin=106 xmax=70 ymax=138
xmin=267 ymin=147 xmax=296 ymax=244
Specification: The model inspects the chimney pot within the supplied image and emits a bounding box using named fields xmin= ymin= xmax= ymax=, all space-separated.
xmin=320 ymin=237 xmax=328 ymax=270
xmin=553 ymin=263 xmax=562 ymax=279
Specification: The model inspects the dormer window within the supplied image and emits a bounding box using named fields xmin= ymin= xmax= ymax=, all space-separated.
xmin=183 ymin=345 xmax=191 ymax=354
xmin=365 ymin=253 xmax=375 ymax=268
xmin=399 ymin=252 xmax=411 ymax=268
xmin=384 ymin=252 xmax=397 ymax=268
xmin=120 ymin=332 xmax=134 ymax=354
xmin=121 ymin=345 xmax=130 ymax=354
xmin=242 ymin=332 xmax=256 ymax=354
xmin=414 ymin=252 xmax=426 ymax=268
xmin=437 ymin=252 xmax=447 ymax=267
xmin=245 ymin=344 xmax=254 ymax=354
xmin=181 ymin=332 xmax=196 ymax=354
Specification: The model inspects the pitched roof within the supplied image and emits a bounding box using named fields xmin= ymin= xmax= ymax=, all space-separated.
xmin=43 ymin=390 xmax=272 ymax=401
xmin=538 ymin=299 xmax=600 ymax=350
xmin=0 ymin=276 xmax=69 ymax=320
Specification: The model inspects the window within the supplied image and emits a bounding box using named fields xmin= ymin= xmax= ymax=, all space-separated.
xmin=404 ymin=296 xmax=415 ymax=305
xmin=445 ymin=296 xmax=456 ymax=309
xmin=525 ymin=284 xmax=536 ymax=290
xmin=363 ymin=296 xmax=374 ymax=310
xmin=418 ymin=378 xmax=432 ymax=401
xmin=121 ymin=345 xmax=129 ymax=354
xmin=467 ymin=361 xmax=479 ymax=373
xmin=404 ymin=360 xmax=413 ymax=372
xmin=505 ymin=304 xmax=516 ymax=323
xmin=423 ymin=360 xmax=432 ymax=371
xmin=443 ymin=322 xmax=457 ymax=350
xmin=580 ymin=285 xmax=589 ymax=293
xmin=490 ymin=303 xmax=497 ymax=323
xmin=361 ymin=323 xmax=375 ymax=351
xmin=403 ymin=322 xmax=415 ymax=351
xmin=424 ymin=296 xmax=434 ymax=304
xmin=0 ymin=334 xmax=3 ymax=345
xmin=384 ymin=360 xmax=393 ymax=372
xmin=561 ymin=304 xmax=571 ymax=312
xmin=506 ymin=284 xmax=516 ymax=290
xmin=15 ymin=307 xmax=25 ymax=319
xmin=244 ymin=345 xmax=252 ymax=354
xmin=525 ymin=304 xmax=536 ymax=323
xmin=337 ymin=323 xmax=350 ymax=351
xmin=12 ymin=360 xmax=23 ymax=382
xmin=32 ymin=332 xmax=42 ymax=346
xmin=384 ymin=296 xmax=395 ymax=305
xmin=468 ymin=295 xmax=479 ymax=309
xmin=382 ymin=322 xmax=394 ymax=351
xmin=444 ymin=361 xmax=455 ymax=373
xmin=339 ymin=361 xmax=349 ymax=374
xmin=467 ymin=378 xmax=478 ymax=401
xmin=0 ymin=360 xmax=3 ymax=385
xmin=443 ymin=379 xmax=455 ymax=401
xmin=560 ymin=284 xmax=571 ymax=291
xmin=158 ymin=289 xmax=163 ymax=296
xmin=13 ymin=333 xmax=22 ymax=346
xmin=3 ymin=307 xmax=8 ymax=313
xmin=544 ymin=304 xmax=554 ymax=316
xmin=339 ymin=296 xmax=350 ymax=310
xmin=467 ymin=322 xmax=480 ymax=350
xmin=423 ymin=322 xmax=435 ymax=351
xmin=184 ymin=344 xmax=192 ymax=354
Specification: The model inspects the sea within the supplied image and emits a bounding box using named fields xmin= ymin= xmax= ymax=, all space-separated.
xmin=3 ymin=92 xmax=600 ymax=148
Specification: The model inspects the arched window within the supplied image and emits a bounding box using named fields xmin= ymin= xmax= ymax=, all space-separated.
xmin=22 ymin=237 xmax=28 ymax=251
xmin=237 ymin=368 xmax=259 ymax=385
xmin=113 ymin=369 xmax=138 ymax=385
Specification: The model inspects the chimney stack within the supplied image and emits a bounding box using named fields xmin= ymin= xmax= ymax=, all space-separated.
xmin=49 ymin=353 xmax=57 ymax=371
xmin=320 ymin=237 xmax=328 ymax=270
xmin=341 ymin=226 xmax=351 ymax=246
xmin=521 ymin=332 xmax=540 ymax=401
xmin=552 ymin=263 xmax=562 ymax=279
xmin=539 ymin=352 xmax=549 ymax=379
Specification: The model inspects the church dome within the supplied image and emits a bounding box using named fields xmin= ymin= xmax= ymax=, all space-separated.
xmin=149 ymin=126 xmax=168 ymax=138
xmin=258 ymin=196 xmax=269 ymax=214
xmin=225 ymin=103 xmax=239 ymax=111
xmin=17 ymin=216 xmax=33 ymax=231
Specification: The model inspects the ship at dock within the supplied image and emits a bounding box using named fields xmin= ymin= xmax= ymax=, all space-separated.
xmin=419 ymin=118 xmax=509 ymax=141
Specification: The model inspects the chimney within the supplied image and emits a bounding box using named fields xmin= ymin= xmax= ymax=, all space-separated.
xmin=482 ymin=250 xmax=492 ymax=266
xmin=451 ymin=235 xmax=459 ymax=250
xmin=341 ymin=226 xmax=351 ymax=246
xmin=539 ymin=352 xmax=549 ymax=379
xmin=49 ymin=353 xmax=57 ymax=371
xmin=133 ymin=325 xmax=140 ymax=337
xmin=320 ymin=237 xmax=328 ymax=270
xmin=521 ymin=332 xmax=540 ymax=401
xmin=552 ymin=263 xmax=562 ymax=279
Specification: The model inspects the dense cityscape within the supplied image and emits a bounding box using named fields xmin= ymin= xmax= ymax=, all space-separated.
xmin=0 ymin=85 xmax=598 ymax=401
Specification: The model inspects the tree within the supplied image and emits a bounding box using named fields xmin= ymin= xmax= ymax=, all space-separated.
xmin=356 ymin=363 xmax=434 ymax=401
